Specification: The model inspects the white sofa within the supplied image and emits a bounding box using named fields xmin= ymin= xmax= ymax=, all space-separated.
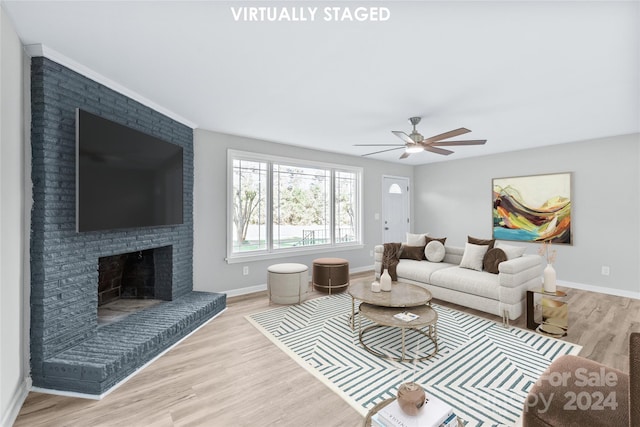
xmin=374 ymin=244 xmax=543 ymax=321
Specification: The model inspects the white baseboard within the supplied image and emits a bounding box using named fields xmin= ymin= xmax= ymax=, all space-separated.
xmin=224 ymin=283 xmax=268 ymax=298
xmin=223 ymin=266 xmax=374 ymax=298
xmin=30 ymin=307 xmax=227 ymax=400
xmin=558 ymin=279 xmax=640 ymax=300
xmin=222 ymin=274 xmax=638 ymax=301
xmin=1 ymin=376 xmax=31 ymax=427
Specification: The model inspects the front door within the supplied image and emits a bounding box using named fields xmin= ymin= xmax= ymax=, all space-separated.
xmin=382 ymin=176 xmax=410 ymax=243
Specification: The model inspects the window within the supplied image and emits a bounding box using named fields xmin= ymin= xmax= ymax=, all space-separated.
xmin=228 ymin=150 xmax=361 ymax=261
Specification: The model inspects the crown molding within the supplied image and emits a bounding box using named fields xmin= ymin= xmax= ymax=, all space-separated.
xmin=24 ymin=44 xmax=198 ymax=129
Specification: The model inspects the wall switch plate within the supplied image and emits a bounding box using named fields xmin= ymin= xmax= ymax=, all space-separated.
xmin=369 ymin=250 xmax=374 ymax=257
xmin=601 ymin=266 xmax=610 ymax=276
xmin=243 ymin=266 xmax=249 ymax=275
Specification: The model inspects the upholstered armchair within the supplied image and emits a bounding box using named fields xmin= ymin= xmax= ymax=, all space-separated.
xmin=523 ymin=332 xmax=639 ymax=426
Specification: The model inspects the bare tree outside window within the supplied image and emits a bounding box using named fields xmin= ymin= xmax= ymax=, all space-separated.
xmin=232 ymin=159 xmax=266 ymax=252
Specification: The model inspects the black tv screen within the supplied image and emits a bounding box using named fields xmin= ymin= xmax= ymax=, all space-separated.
xmin=76 ymin=109 xmax=183 ymax=232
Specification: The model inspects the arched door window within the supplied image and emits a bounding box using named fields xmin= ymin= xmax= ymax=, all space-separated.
xmin=388 ymin=183 xmax=402 ymax=194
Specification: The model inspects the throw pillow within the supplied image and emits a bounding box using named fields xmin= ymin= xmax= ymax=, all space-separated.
xmin=406 ymin=232 xmax=427 ymax=246
xmin=382 ymin=242 xmax=402 ymax=281
xmin=483 ymin=248 xmax=508 ymax=274
xmin=425 ymin=240 xmax=446 ymax=262
xmin=496 ymin=242 xmax=527 ymax=260
xmin=423 ymin=236 xmax=447 ymax=260
xmin=399 ymin=245 xmax=426 ymax=261
xmin=460 ymin=242 xmax=489 ymax=271
xmin=468 ymin=236 xmax=495 ymax=249
xmin=425 ymin=236 xmax=446 ymax=245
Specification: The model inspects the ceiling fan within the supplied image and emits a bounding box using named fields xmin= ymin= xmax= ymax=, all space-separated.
xmin=355 ymin=117 xmax=487 ymax=159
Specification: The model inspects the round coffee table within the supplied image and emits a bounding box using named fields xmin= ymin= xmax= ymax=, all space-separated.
xmin=358 ymin=302 xmax=438 ymax=362
xmin=347 ymin=281 xmax=432 ymax=329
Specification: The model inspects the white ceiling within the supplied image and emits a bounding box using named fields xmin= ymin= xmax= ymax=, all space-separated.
xmin=3 ymin=1 xmax=639 ymax=165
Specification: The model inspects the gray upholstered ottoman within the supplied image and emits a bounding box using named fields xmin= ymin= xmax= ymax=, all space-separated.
xmin=267 ymin=263 xmax=309 ymax=304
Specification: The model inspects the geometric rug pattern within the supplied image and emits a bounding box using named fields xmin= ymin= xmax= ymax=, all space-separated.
xmin=246 ymin=293 xmax=581 ymax=427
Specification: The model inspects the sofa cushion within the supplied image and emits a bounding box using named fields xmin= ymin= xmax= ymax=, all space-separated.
xmin=425 ymin=241 xmax=446 ymax=262
xmin=460 ymin=243 xmax=489 ymax=271
xmin=430 ymin=267 xmax=500 ymax=300
xmin=496 ymin=242 xmax=526 ymax=259
xmin=400 ymin=245 xmax=425 ymax=261
xmin=406 ymin=232 xmax=427 ymax=246
xmin=396 ymin=259 xmax=456 ymax=283
xmin=483 ymin=248 xmax=508 ymax=274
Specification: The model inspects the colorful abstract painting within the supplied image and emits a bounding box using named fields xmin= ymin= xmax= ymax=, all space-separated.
xmin=492 ymin=173 xmax=571 ymax=244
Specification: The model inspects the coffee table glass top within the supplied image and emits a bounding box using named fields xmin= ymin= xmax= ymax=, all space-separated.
xmin=348 ymin=281 xmax=432 ymax=307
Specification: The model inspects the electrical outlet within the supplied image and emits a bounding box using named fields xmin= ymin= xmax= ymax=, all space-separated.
xmin=601 ymin=266 xmax=610 ymax=276
xmin=243 ymin=266 xmax=249 ymax=276
xmin=370 ymin=250 xmax=374 ymax=257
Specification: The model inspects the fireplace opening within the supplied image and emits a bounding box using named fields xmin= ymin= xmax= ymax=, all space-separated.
xmin=97 ymin=246 xmax=173 ymax=324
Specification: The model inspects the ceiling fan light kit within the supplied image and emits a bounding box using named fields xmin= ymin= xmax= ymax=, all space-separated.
xmin=405 ymin=144 xmax=424 ymax=153
xmin=356 ymin=116 xmax=487 ymax=160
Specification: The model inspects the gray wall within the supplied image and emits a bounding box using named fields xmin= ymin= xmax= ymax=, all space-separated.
xmin=0 ymin=7 xmax=27 ymax=426
xmin=413 ymin=133 xmax=640 ymax=296
xmin=193 ymin=129 xmax=414 ymax=295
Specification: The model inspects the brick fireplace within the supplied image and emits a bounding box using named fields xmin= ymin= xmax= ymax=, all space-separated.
xmin=98 ymin=246 xmax=173 ymax=306
xmin=29 ymin=57 xmax=225 ymax=396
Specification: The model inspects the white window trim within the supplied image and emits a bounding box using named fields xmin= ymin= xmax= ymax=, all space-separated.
xmin=226 ymin=149 xmax=363 ymax=264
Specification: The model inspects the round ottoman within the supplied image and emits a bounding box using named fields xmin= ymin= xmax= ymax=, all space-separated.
xmin=267 ymin=263 xmax=309 ymax=304
xmin=312 ymin=258 xmax=350 ymax=294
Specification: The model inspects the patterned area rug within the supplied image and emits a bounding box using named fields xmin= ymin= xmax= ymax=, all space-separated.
xmin=246 ymin=293 xmax=581 ymax=427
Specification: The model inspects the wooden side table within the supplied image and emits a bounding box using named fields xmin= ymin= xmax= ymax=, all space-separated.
xmin=526 ymin=289 xmax=568 ymax=337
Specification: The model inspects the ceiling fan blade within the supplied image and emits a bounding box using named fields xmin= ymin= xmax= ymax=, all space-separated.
xmin=399 ymin=152 xmax=410 ymax=159
xmin=361 ymin=147 xmax=406 ymax=156
xmin=392 ymin=131 xmax=414 ymax=145
xmin=423 ymin=145 xmax=454 ymax=155
xmin=430 ymin=139 xmax=487 ymax=146
xmin=424 ymin=127 xmax=471 ymax=143
xmin=353 ymin=144 xmax=405 ymax=147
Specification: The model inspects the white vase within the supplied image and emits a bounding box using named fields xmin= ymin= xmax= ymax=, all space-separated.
xmin=543 ymin=263 xmax=557 ymax=293
xmin=371 ymin=281 xmax=381 ymax=293
xmin=380 ymin=268 xmax=392 ymax=292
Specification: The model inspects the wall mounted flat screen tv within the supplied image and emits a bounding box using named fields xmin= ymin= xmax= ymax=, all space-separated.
xmin=76 ymin=109 xmax=184 ymax=232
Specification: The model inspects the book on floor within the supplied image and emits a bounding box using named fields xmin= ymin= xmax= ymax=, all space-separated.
xmin=377 ymin=392 xmax=453 ymax=427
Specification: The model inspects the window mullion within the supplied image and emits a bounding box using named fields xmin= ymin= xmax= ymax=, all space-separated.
xmin=330 ymin=169 xmax=335 ymax=245
xmin=267 ymin=162 xmax=274 ymax=252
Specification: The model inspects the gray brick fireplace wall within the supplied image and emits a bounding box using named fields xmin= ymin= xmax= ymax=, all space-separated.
xmin=29 ymin=56 xmax=211 ymax=393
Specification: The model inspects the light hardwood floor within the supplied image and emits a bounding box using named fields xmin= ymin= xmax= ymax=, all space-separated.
xmin=14 ymin=272 xmax=640 ymax=426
